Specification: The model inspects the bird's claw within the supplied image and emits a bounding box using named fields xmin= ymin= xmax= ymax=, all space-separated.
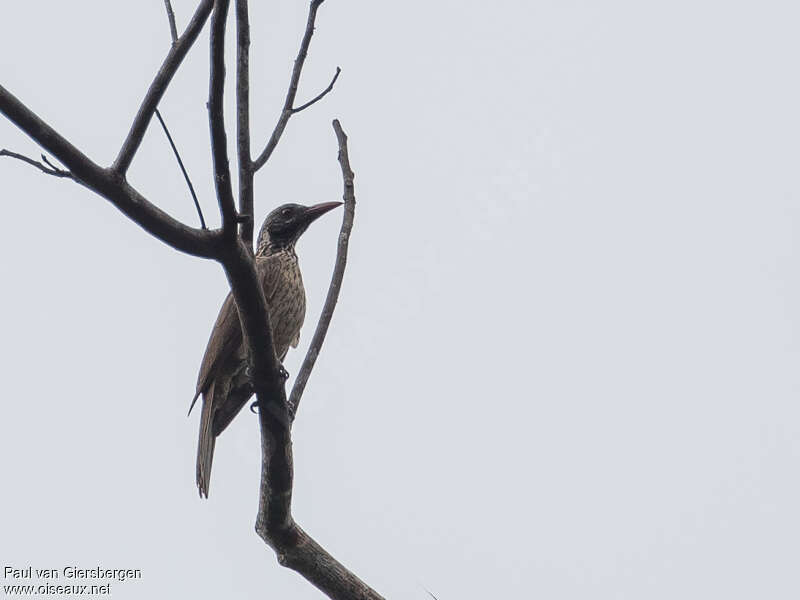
xmin=250 ymin=398 xmax=295 ymax=423
xmin=249 ymin=366 xmax=288 ymax=416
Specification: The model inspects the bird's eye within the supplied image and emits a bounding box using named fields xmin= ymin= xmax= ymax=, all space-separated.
xmin=281 ymin=208 xmax=292 ymax=218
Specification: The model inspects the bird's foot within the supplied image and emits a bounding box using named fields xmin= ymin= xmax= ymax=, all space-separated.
xmin=246 ymin=363 xmax=288 ymax=385
xmin=248 ymin=365 xmax=289 ymax=416
xmin=249 ymin=397 xmax=295 ymax=423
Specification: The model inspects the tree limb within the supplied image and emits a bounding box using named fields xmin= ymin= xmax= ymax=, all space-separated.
xmin=0 ymin=84 xmax=221 ymax=258
xmin=164 ymin=0 xmax=179 ymax=44
xmin=207 ymin=0 xmax=237 ymax=237
xmin=235 ymin=0 xmax=255 ymax=249
xmin=289 ymin=119 xmax=355 ymax=416
xmin=252 ymin=0 xmax=331 ymax=172
xmin=0 ymin=149 xmax=72 ymax=178
xmin=265 ymin=523 xmax=385 ymax=600
xmin=113 ymin=0 xmax=214 ymax=175
xmin=254 ymin=120 xmax=382 ymax=600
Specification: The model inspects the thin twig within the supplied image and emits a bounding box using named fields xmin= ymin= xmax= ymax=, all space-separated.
xmin=289 ymin=118 xmax=355 ymax=416
xmin=235 ymin=0 xmax=254 ymax=249
xmin=291 ymin=67 xmax=341 ymax=114
xmin=252 ymin=0 xmax=329 ymax=172
xmin=112 ymin=0 xmax=214 ymax=176
xmin=154 ymin=108 xmax=206 ymax=229
xmin=41 ymin=154 xmax=64 ymax=173
xmin=0 ymin=149 xmax=72 ymax=178
xmin=163 ymin=0 xmax=179 ymax=44
xmin=208 ymin=0 xmax=237 ymax=237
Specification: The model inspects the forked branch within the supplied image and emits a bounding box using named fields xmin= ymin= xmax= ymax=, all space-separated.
xmin=0 ymin=84 xmax=221 ymax=258
xmin=253 ymin=0 xmax=339 ymax=172
xmin=0 ymin=149 xmax=72 ymax=178
xmin=113 ymin=0 xmax=214 ymax=175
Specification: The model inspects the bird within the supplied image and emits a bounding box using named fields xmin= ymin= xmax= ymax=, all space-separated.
xmin=189 ymin=201 xmax=342 ymax=498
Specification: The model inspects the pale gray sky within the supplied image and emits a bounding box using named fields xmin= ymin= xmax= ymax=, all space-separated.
xmin=1 ymin=1 xmax=799 ymax=599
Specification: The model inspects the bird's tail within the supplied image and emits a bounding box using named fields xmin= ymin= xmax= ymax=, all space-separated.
xmin=196 ymin=382 xmax=216 ymax=498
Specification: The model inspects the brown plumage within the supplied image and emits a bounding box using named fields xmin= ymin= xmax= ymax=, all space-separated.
xmin=190 ymin=202 xmax=341 ymax=498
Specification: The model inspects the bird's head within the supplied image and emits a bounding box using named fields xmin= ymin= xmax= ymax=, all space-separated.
xmin=256 ymin=201 xmax=342 ymax=254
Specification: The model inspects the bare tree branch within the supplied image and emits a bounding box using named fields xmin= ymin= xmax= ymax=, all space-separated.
xmin=235 ymin=0 xmax=255 ymax=249
xmin=154 ymin=108 xmax=206 ymax=229
xmin=113 ymin=0 xmax=214 ymax=175
xmin=164 ymin=0 xmax=179 ymax=44
xmin=0 ymin=149 xmax=72 ymax=178
xmin=291 ymin=67 xmax=341 ymax=114
xmin=252 ymin=0 xmax=329 ymax=172
xmin=265 ymin=523 xmax=386 ymax=600
xmin=289 ymin=119 xmax=355 ymax=416
xmin=253 ymin=120 xmax=382 ymax=600
xmin=207 ymin=0 xmax=237 ymax=237
xmin=0 ymin=84 xmax=221 ymax=258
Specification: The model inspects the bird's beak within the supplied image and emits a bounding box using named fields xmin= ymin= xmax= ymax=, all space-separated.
xmin=302 ymin=201 xmax=343 ymax=224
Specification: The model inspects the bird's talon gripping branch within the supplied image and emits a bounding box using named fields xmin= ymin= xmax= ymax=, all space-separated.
xmin=279 ymin=364 xmax=289 ymax=380
xmin=249 ymin=400 xmax=260 ymax=414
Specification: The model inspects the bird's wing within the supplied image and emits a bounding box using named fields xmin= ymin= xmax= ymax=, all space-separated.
xmin=256 ymin=254 xmax=283 ymax=306
xmin=192 ymin=292 xmax=243 ymax=403
xmin=190 ymin=255 xmax=287 ymax=413
xmin=257 ymin=254 xmax=302 ymax=357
